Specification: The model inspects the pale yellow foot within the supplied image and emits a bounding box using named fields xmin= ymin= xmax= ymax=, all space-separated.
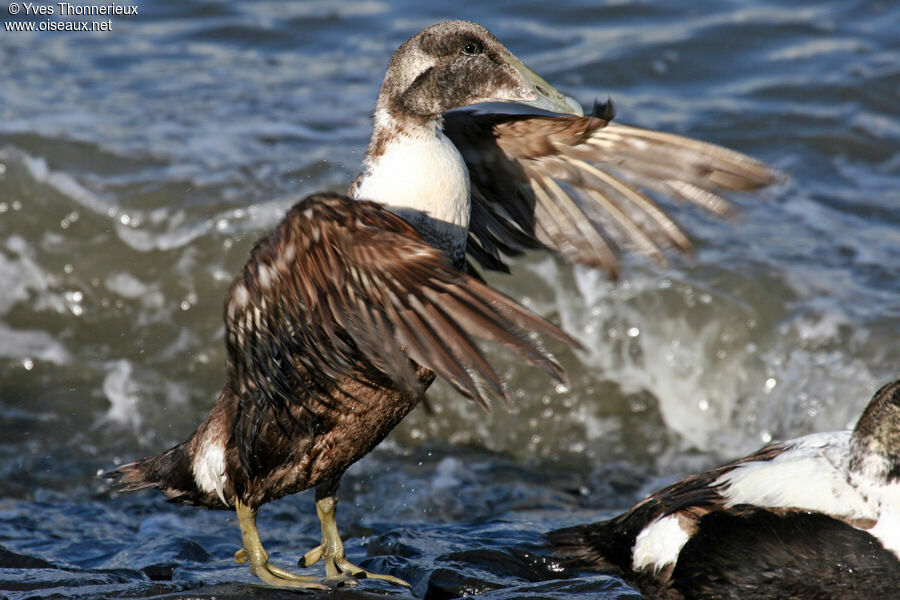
xmin=300 ymin=495 xmax=410 ymax=588
xmin=234 ymin=499 xmax=344 ymax=590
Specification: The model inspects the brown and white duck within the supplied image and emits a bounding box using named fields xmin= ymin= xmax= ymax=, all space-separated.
xmin=107 ymin=20 xmax=777 ymax=590
xmin=351 ymin=20 xmax=777 ymax=278
xmin=549 ymin=380 xmax=900 ymax=600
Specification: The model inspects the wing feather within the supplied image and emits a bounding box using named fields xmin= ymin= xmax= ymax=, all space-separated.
xmin=224 ymin=193 xmax=579 ymax=455
xmin=445 ymin=105 xmax=779 ymax=276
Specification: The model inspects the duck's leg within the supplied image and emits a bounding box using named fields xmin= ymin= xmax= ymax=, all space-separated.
xmin=300 ymin=477 xmax=410 ymax=587
xmin=233 ymin=499 xmax=337 ymax=589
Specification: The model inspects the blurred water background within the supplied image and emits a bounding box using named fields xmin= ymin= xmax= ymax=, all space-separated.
xmin=0 ymin=0 xmax=898 ymax=598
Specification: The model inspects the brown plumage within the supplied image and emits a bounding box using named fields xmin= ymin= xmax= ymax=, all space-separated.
xmin=108 ymin=19 xmax=779 ymax=589
xmin=107 ymin=193 xmax=580 ymax=587
xmin=448 ymin=102 xmax=778 ymax=277
xmin=351 ymin=22 xmax=780 ymax=279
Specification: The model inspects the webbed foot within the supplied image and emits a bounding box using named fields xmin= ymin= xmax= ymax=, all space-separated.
xmin=234 ymin=499 xmax=354 ymax=589
xmin=300 ymin=495 xmax=410 ymax=588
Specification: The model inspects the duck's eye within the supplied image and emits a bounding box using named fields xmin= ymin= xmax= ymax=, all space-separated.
xmin=462 ymin=41 xmax=481 ymax=55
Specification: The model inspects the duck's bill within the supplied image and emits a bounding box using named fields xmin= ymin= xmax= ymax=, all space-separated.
xmin=499 ymin=55 xmax=584 ymax=116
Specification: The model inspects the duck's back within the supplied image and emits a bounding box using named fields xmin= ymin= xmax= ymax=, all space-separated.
xmin=670 ymin=509 xmax=900 ymax=600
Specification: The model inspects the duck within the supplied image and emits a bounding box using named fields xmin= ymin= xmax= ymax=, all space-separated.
xmin=108 ymin=192 xmax=580 ymax=589
xmin=350 ymin=20 xmax=778 ymax=279
xmin=107 ymin=20 xmax=777 ymax=590
xmin=548 ymin=379 xmax=900 ymax=600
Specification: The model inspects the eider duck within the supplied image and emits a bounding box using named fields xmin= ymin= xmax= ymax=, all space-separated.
xmin=548 ymin=380 xmax=900 ymax=600
xmin=351 ymin=21 xmax=778 ymax=278
xmin=108 ymin=192 xmax=580 ymax=589
xmin=107 ymin=20 xmax=777 ymax=589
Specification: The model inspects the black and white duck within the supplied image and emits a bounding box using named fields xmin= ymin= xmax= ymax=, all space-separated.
xmin=549 ymin=380 xmax=900 ymax=600
xmin=108 ymin=20 xmax=777 ymax=589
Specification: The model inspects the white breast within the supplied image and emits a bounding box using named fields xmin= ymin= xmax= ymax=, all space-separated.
xmin=353 ymin=129 xmax=471 ymax=256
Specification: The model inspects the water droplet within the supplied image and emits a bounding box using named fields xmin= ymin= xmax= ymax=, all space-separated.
xmin=119 ymin=214 xmax=131 ymax=225
xmin=761 ymin=431 xmax=772 ymax=443
xmin=63 ymin=264 xmax=74 ymax=274
xmin=627 ymin=327 xmax=640 ymax=338
xmin=22 ymin=358 xmax=34 ymax=370
xmin=764 ymin=378 xmax=777 ymax=393
xmin=698 ymin=399 xmax=709 ymax=411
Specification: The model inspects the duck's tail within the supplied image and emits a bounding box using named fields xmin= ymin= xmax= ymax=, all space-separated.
xmin=104 ymin=443 xmax=208 ymax=507
xmin=545 ymin=521 xmax=626 ymax=572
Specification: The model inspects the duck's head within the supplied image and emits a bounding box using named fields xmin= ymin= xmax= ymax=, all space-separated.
xmin=376 ymin=20 xmax=583 ymax=126
xmin=850 ymin=380 xmax=900 ymax=483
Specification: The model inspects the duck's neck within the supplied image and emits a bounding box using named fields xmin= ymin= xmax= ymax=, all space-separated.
xmin=351 ymin=109 xmax=471 ymax=267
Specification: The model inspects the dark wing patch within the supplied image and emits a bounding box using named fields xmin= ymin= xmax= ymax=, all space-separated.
xmin=672 ymin=510 xmax=900 ymax=600
xmin=446 ymin=104 xmax=779 ymax=277
xmin=224 ymin=193 xmax=580 ymax=456
xmin=548 ymin=441 xmax=790 ymax=578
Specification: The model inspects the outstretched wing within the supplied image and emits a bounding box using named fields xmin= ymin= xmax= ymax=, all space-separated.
xmin=224 ymin=192 xmax=580 ymax=426
xmin=445 ymin=103 xmax=778 ymax=277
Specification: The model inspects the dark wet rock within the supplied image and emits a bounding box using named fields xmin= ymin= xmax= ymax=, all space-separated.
xmin=440 ymin=548 xmax=564 ymax=582
xmin=172 ymin=539 xmax=212 ymax=563
xmin=420 ymin=566 xmax=504 ymax=600
xmin=0 ymin=545 xmax=55 ymax=569
xmin=142 ymin=563 xmax=177 ymax=581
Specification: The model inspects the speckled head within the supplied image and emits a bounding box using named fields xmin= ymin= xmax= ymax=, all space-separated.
xmin=850 ymin=380 xmax=900 ymax=482
xmin=377 ymin=20 xmax=583 ymax=125
xmin=355 ymin=20 xmax=583 ymax=265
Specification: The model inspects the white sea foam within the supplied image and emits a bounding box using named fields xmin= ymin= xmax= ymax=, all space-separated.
xmin=104 ymin=272 xmax=149 ymax=299
xmin=0 ymin=323 xmax=71 ymax=365
xmin=514 ymin=255 xmax=881 ymax=461
xmin=7 ymin=148 xmax=116 ymax=217
xmin=101 ymin=359 xmax=142 ymax=430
